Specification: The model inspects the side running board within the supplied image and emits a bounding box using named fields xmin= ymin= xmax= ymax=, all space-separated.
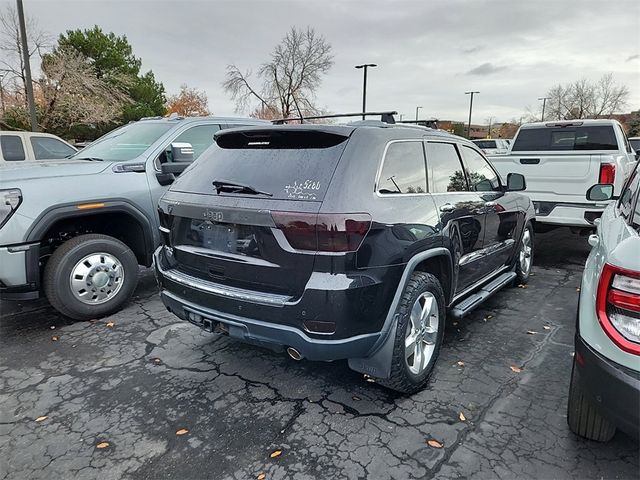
xmin=449 ymin=272 xmax=517 ymax=319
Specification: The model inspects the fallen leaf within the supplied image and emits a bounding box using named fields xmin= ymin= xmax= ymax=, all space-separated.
xmin=96 ymin=442 xmax=110 ymax=449
xmin=576 ymin=287 xmax=581 ymax=292
xmin=50 ymin=326 xmax=56 ymax=330
xmin=51 ymin=336 xmax=59 ymax=341
xmin=456 ymin=361 xmax=465 ymax=367
xmin=510 ymin=366 xmax=522 ymax=373
xmin=459 ymin=412 xmax=466 ymax=422
xmin=176 ymin=428 xmax=189 ymax=436
xmin=486 ymin=314 xmax=493 ymax=319
xmin=427 ymin=439 xmax=443 ymax=448
xmin=153 ymin=358 xmax=162 ymax=364
xmin=452 ymin=321 xmax=458 ymax=326
xmin=35 ymin=416 xmax=47 ymax=422
xmin=365 ymin=377 xmax=376 ymax=383
xmin=543 ymin=325 xmax=551 ymax=330
xmin=257 ymin=474 xmax=266 ymax=480
xmin=526 ymin=330 xmax=537 ymax=335
xmin=106 ymin=322 xmax=115 ymax=328
xmin=270 ymin=449 xmax=283 ymax=458
xmin=352 ymin=395 xmax=361 ymax=401
xmin=517 ymin=284 xmax=527 ymax=289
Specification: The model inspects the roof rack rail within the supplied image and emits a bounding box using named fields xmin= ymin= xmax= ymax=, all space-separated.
xmin=397 ymin=119 xmax=439 ymax=128
xmin=272 ymin=111 xmax=397 ymax=125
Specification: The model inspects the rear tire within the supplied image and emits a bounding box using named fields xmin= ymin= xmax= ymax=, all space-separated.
xmin=514 ymin=222 xmax=534 ymax=284
xmin=377 ymin=272 xmax=446 ymax=394
xmin=567 ymin=359 xmax=616 ymax=442
xmin=44 ymin=234 xmax=139 ymax=320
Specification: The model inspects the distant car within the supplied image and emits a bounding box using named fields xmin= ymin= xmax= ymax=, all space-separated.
xmin=472 ymin=138 xmax=510 ymax=155
xmin=568 ymin=161 xmax=640 ymax=441
xmin=0 ymin=131 xmax=77 ymax=163
xmin=629 ymin=137 xmax=640 ymax=153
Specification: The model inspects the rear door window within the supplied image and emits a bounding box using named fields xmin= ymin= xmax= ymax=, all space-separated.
xmin=474 ymin=140 xmax=497 ymax=149
xmin=377 ymin=141 xmax=427 ymax=194
xmin=172 ymin=129 xmax=349 ymax=201
xmin=1 ymin=135 xmax=26 ymax=161
xmin=512 ymin=125 xmax=618 ymax=151
xmin=30 ymin=136 xmax=76 ymax=159
xmin=426 ymin=142 xmax=467 ymax=192
xmin=460 ymin=146 xmax=500 ymax=191
xmin=619 ymin=166 xmax=639 ymax=221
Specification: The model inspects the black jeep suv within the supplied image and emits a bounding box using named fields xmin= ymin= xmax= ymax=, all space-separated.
xmin=154 ymin=122 xmax=535 ymax=393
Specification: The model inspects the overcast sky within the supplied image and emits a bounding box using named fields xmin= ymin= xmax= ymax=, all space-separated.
xmin=8 ymin=0 xmax=640 ymax=123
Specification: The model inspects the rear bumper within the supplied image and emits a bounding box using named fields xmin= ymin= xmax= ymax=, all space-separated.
xmin=154 ymin=247 xmax=393 ymax=360
xmin=160 ymin=289 xmax=380 ymax=361
xmin=575 ymin=335 xmax=640 ymax=438
xmin=533 ymin=201 xmax=605 ymax=227
xmin=0 ymin=243 xmax=40 ymax=301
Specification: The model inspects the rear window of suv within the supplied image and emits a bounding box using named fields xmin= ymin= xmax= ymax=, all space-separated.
xmin=172 ymin=129 xmax=349 ymax=201
xmin=512 ymin=125 xmax=618 ymax=151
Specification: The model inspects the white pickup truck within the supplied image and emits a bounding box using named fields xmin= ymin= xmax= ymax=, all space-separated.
xmin=488 ymin=119 xmax=638 ymax=231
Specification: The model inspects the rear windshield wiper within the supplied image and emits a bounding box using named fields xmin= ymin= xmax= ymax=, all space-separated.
xmin=74 ymin=157 xmax=104 ymax=161
xmin=212 ymin=180 xmax=272 ymax=197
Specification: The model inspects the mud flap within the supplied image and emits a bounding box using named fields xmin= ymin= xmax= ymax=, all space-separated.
xmin=347 ymin=314 xmax=399 ymax=379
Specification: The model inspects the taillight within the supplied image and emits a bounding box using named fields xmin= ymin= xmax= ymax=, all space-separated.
xmin=271 ymin=212 xmax=372 ymax=253
xmin=598 ymin=164 xmax=616 ymax=184
xmin=596 ymin=263 xmax=640 ymax=355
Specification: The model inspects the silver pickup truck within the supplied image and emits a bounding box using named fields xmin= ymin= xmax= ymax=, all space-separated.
xmin=488 ymin=119 xmax=638 ymax=232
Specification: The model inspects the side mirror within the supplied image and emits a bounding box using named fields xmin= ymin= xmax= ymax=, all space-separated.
xmin=506 ymin=173 xmax=526 ymax=191
xmin=171 ymin=142 xmax=194 ymax=162
xmin=586 ymin=183 xmax=614 ymax=201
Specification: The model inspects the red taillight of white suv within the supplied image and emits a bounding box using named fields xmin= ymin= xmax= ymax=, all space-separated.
xmin=271 ymin=212 xmax=372 ymax=253
xmin=596 ymin=263 xmax=640 ymax=355
xmin=599 ymin=163 xmax=616 ymax=184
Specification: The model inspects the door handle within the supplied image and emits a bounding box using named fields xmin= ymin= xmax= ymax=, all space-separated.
xmin=439 ymin=204 xmax=455 ymax=213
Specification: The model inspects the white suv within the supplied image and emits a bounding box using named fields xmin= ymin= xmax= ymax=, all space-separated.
xmin=568 ymin=161 xmax=640 ymax=441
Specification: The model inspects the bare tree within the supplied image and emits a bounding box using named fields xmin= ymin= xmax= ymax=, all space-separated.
xmin=545 ymin=74 xmax=629 ymax=120
xmin=38 ymin=50 xmax=129 ymax=131
xmin=0 ymin=4 xmax=51 ymax=107
xmin=223 ymin=26 xmax=333 ymax=118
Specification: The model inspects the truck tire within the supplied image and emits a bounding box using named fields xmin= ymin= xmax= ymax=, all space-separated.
xmin=43 ymin=234 xmax=139 ymax=320
xmin=514 ymin=221 xmax=534 ymax=284
xmin=567 ymin=359 xmax=616 ymax=442
xmin=378 ymin=272 xmax=446 ymax=394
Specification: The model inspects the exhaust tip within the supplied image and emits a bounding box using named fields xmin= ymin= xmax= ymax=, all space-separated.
xmin=286 ymin=347 xmax=303 ymax=361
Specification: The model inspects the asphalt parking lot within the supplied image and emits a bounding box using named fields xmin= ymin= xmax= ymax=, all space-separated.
xmin=0 ymin=229 xmax=638 ymax=480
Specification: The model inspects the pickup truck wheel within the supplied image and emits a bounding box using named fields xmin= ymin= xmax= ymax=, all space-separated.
xmin=377 ymin=272 xmax=445 ymax=394
xmin=43 ymin=234 xmax=138 ymax=320
xmin=567 ymin=358 xmax=616 ymax=442
xmin=514 ymin=222 xmax=534 ymax=284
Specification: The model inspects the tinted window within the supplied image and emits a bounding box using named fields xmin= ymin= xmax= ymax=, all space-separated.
xmin=461 ymin=146 xmax=500 ymax=191
xmin=473 ymin=140 xmax=497 ymax=149
xmin=30 ymin=136 xmax=76 ymax=160
xmin=426 ymin=142 xmax=467 ymax=193
xmin=378 ymin=141 xmax=426 ymax=194
xmin=0 ymin=135 xmax=26 ymax=161
xmin=629 ymin=138 xmax=640 ymax=153
xmin=173 ymin=124 xmax=221 ymax=160
xmin=619 ymin=166 xmax=639 ymax=220
xmin=172 ymin=130 xmax=348 ymax=201
xmin=512 ymin=126 xmax=618 ymax=151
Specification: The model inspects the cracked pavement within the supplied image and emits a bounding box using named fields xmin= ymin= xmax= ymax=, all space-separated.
xmin=1 ymin=230 xmax=638 ymax=479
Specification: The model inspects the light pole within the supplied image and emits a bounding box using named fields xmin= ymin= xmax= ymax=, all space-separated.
xmin=415 ymin=106 xmax=422 ymax=122
xmin=465 ymin=91 xmax=479 ymax=139
xmin=0 ymin=72 xmax=5 ymax=116
xmin=355 ymin=63 xmax=377 ymax=120
xmin=538 ymin=96 xmax=551 ymax=121
xmin=16 ymin=0 xmax=38 ymax=131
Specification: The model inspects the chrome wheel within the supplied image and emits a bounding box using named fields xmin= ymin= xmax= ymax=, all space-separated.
xmin=519 ymin=228 xmax=533 ymax=275
xmin=405 ymin=292 xmax=440 ymax=375
xmin=69 ymin=252 xmax=125 ymax=305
